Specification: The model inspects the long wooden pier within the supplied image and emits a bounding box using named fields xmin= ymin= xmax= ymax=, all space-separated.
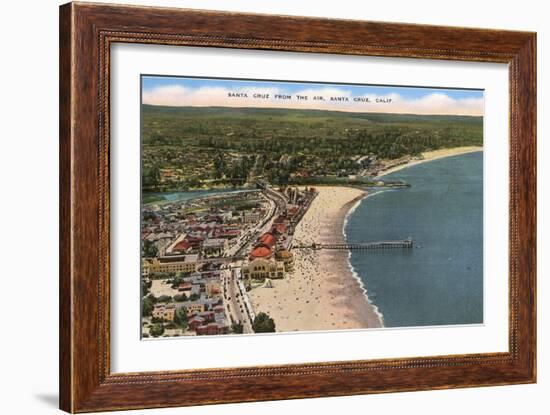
xmin=294 ymin=238 xmax=413 ymax=250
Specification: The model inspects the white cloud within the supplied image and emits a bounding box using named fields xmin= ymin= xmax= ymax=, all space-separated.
xmin=142 ymin=85 xmax=483 ymax=116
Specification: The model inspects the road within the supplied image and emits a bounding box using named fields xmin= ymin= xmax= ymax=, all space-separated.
xmin=225 ymin=268 xmax=253 ymax=334
xmin=222 ymin=187 xmax=288 ymax=334
xmin=234 ymin=187 xmax=288 ymax=257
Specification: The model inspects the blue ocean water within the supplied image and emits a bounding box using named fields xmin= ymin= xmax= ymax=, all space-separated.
xmin=345 ymin=151 xmax=483 ymax=328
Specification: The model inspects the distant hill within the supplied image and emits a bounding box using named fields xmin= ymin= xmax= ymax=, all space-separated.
xmin=142 ymin=104 xmax=482 ymax=126
xmin=140 ymin=104 xmax=483 ymax=192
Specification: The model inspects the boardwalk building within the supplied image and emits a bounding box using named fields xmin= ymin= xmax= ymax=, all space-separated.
xmin=242 ymin=257 xmax=285 ymax=280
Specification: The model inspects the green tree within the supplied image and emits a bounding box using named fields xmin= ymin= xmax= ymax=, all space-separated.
xmin=149 ymin=272 xmax=169 ymax=280
xmin=252 ymin=312 xmax=276 ymax=333
xmin=213 ymin=152 xmax=226 ymax=178
xmin=173 ymin=307 xmax=188 ymax=329
xmin=173 ymin=293 xmax=188 ymax=302
xmin=157 ymin=295 xmax=172 ymax=303
xmin=145 ymin=293 xmax=158 ymax=304
xmin=141 ymin=280 xmax=152 ymax=297
xmin=149 ymin=323 xmax=165 ymax=337
xmin=142 ymin=240 xmax=158 ymax=258
xmin=231 ymin=322 xmax=244 ymax=334
xmin=171 ymin=272 xmax=188 ymax=288
xmin=189 ymin=293 xmax=200 ymax=301
xmin=141 ymin=297 xmax=154 ymax=317
xmin=142 ymin=166 xmax=160 ymax=189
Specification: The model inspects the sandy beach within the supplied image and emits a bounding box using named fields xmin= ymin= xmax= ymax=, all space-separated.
xmin=379 ymin=146 xmax=483 ymax=177
xmin=249 ymin=186 xmax=383 ymax=332
xmin=248 ymin=146 xmax=482 ymax=333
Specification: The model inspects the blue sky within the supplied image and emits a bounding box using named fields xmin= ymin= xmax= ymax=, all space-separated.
xmin=141 ymin=75 xmax=484 ymax=116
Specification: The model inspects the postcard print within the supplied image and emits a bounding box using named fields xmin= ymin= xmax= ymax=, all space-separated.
xmin=140 ymin=76 xmax=483 ymax=338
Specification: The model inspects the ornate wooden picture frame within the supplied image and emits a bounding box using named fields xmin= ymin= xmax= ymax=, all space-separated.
xmin=59 ymin=2 xmax=536 ymax=412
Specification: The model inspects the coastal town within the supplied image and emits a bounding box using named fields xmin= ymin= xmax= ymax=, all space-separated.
xmin=141 ymin=145 xmax=483 ymax=338
xmin=140 ymin=80 xmax=484 ymax=337
xmin=141 ymin=184 xmax=318 ymax=337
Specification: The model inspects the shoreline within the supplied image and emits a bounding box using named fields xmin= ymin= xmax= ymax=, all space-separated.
xmin=249 ymin=186 xmax=383 ymax=332
xmin=377 ymin=146 xmax=483 ymax=178
xmin=342 ymin=192 xmax=386 ymax=325
xmin=248 ymin=147 xmax=482 ymax=332
xmin=144 ymin=147 xmax=483 ymax=204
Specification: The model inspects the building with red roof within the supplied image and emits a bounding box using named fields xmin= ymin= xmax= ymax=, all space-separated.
xmin=215 ymin=229 xmax=241 ymax=239
xmin=184 ymin=235 xmax=204 ymax=248
xmin=173 ymin=240 xmax=192 ymax=253
xmin=249 ymin=245 xmax=272 ymax=260
xmin=178 ymin=282 xmax=192 ymax=292
xmin=271 ymin=223 xmax=286 ymax=235
xmin=259 ymin=232 xmax=276 ymax=248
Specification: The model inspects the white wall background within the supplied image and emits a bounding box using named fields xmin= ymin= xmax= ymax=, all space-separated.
xmin=0 ymin=0 xmax=546 ymax=414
